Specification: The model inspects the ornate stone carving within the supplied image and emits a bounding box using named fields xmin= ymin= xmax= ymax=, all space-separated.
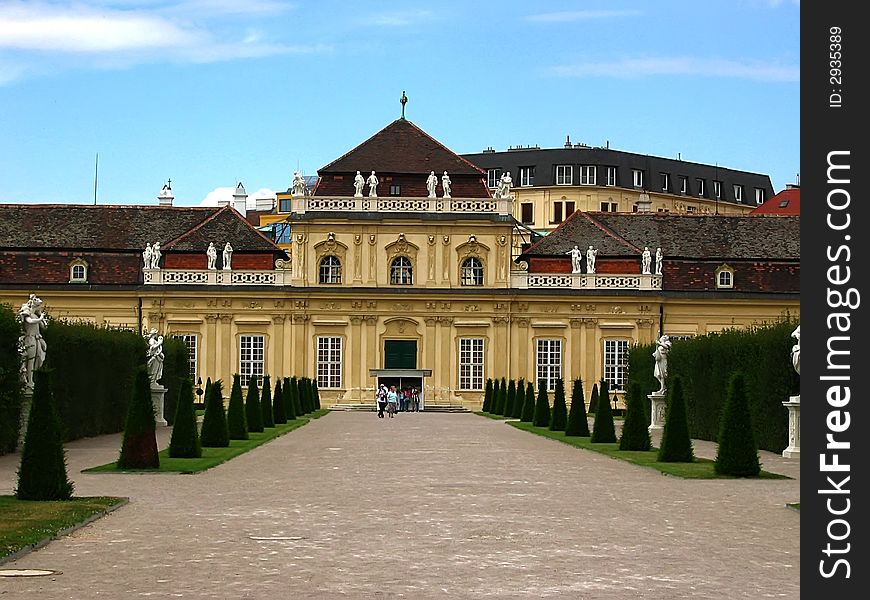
xmin=205 ymin=314 xmax=218 ymax=323
xmin=609 ymin=306 xmax=625 ymax=314
xmin=394 ymin=303 xmax=411 ymax=311
xmin=320 ymin=302 xmax=341 ymax=310
xmin=570 ymin=319 xmax=582 ymax=329
xmin=292 ymin=314 xmax=310 ymax=323
xmin=492 ymin=315 xmax=509 ymax=325
xmin=272 ymin=315 xmax=286 ymax=324
xmin=517 ymin=302 xmax=529 ymax=312
xmin=294 ymin=300 xmax=308 ymax=309
xmin=247 ymin=301 xmax=262 ymax=309
xmin=350 ymin=315 xmax=364 ymax=324
xmin=583 ymin=317 xmax=598 ymax=328
xmin=219 ymin=314 xmax=232 ymax=324
xmin=464 ymin=304 xmax=480 ymax=312
xmin=514 ymin=317 xmax=530 ymax=328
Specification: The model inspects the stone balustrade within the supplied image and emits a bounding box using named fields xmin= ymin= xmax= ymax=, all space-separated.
xmin=292 ymin=196 xmax=513 ymax=216
xmin=510 ymin=272 xmax=663 ymax=291
xmin=143 ymin=269 xmax=293 ymax=286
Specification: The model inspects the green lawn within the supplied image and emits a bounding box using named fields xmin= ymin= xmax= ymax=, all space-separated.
xmin=83 ymin=410 xmax=330 ymax=474
xmin=507 ymin=421 xmax=789 ymax=479
xmin=0 ymin=496 xmax=127 ymax=562
xmin=474 ymin=411 xmax=514 ymax=420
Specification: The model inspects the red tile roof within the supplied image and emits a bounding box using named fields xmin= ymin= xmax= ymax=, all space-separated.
xmin=751 ymin=187 xmax=800 ymax=215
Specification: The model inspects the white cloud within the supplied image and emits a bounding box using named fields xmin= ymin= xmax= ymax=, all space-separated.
xmin=364 ymin=10 xmax=436 ymax=27
xmin=546 ymin=56 xmax=799 ymax=82
xmin=526 ymin=9 xmax=642 ymax=23
xmin=200 ymin=186 xmax=276 ymax=211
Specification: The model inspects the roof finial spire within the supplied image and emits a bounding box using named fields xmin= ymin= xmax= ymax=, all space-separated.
xmin=400 ymin=90 xmax=408 ymax=120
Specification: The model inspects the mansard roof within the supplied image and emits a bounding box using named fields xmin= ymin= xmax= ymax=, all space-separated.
xmin=0 ymin=204 xmax=282 ymax=254
xmin=521 ymin=212 xmax=800 ymax=261
xmin=319 ymin=119 xmax=485 ymax=176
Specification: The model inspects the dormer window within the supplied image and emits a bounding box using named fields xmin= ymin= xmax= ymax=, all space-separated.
xmin=69 ymin=258 xmax=89 ymax=283
xmin=715 ymin=264 xmax=734 ymax=289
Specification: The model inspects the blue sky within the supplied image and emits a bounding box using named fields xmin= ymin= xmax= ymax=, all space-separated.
xmin=0 ymin=0 xmax=800 ymax=208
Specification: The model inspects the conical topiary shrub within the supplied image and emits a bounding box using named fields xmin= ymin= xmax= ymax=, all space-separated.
xmin=16 ymin=368 xmax=74 ymax=500
xmin=313 ymin=381 xmax=322 ymax=410
xmin=588 ymin=383 xmax=599 ymax=414
xmin=292 ymin=377 xmax=303 ymax=416
xmin=482 ymin=378 xmax=493 ymax=412
xmin=296 ymin=377 xmax=309 ymax=415
xmin=227 ymin=374 xmax=248 ymax=440
xmin=565 ymin=378 xmax=590 ymax=437
xmin=549 ymin=378 xmax=568 ymax=431
xmin=118 ymin=366 xmax=160 ymax=469
xmin=169 ymin=377 xmax=201 ymax=458
xmin=201 ymin=377 xmax=212 ymax=409
xmin=715 ymin=372 xmax=760 ymax=476
xmin=491 ymin=378 xmax=504 ymax=415
xmin=505 ymin=379 xmax=517 ymax=418
xmin=283 ymin=377 xmax=297 ymax=420
xmin=619 ymin=382 xmax=651 ymax=451
xmin=200 ymin=379 xmax=228 ymax=447
xmin=590 ymin=379 xmax=617 ymax=443
xmin=512 ymin=378 xmax=525 ymax=419
xmin=245 ymin=376 xmax=263 ymax=433
xmin=521 ymin=380 xmax=535 ymax=422
xmin=657 ymin=375 xmax=694 ymax=462
xmin=272 ymin=378 xmax=287 ymax=424
xmin=260 ymin=375 xmax=274 ymax=428
xmin=533 ymin=379 xmax=551 ymax=427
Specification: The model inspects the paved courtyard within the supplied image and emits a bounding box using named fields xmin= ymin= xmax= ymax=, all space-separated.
xmin=0 ymin=412 xmax=799 ymax=599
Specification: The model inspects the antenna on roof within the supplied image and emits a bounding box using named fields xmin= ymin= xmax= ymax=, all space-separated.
xmin=93 ymin=153 xmax=99 ymax=205
xmin=400 ymin=90 xmax=408 ymax=120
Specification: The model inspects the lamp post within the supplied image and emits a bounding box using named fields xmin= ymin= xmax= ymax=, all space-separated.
xmin=195 ymin=376 xmax=204 ymax=408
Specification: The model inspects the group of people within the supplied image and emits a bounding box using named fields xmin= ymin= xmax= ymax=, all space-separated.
xmin=375 ymin=384 xmax=421 ymax=418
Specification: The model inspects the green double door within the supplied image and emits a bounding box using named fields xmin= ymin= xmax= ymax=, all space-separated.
xmin=384 ymin=340 xmax=417 ymax=369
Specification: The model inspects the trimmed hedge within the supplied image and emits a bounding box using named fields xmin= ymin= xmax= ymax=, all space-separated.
xmin=532 ymin=380 xmax=550 ymax=427
xmin=565 ymin=378 xmax=589 ymax=437
xmin=549 ymin=378 xmax=568 ymax=431
xmin=627 ymin=319 xmax=798 ymax=453
xmin=227 ymin=374 xmax=248 ymax=440
xmin=521 ymin=381 xmax=535 ymax=422
xmin=482 ymin=378 xmax=493 ymax=412
xmin=245 ymin=376 xmax=263 ymax=433
xmin=619 ymin=382 xmax=651 ymax=451
xmin=512 ymin=378 xmax=526 ymax=419
xmin=590 ymin=379 xmax=616 ymax=443
xmin=505 ymin=379 xmax=517 ymax=418
xmin=715 ymin=372 xmax=761 ymax=476
xmin=200 ymin=379 xmax=229 ymax=447
xmin=117 ymin=367 xmax=159 ymax=469
xmin=261 ymin=375 xmax=274 ymax=428
xmin=169 ymin=377 xmax=201 ymax=458
xmin=272 ymin=378 xmax=286 ymax=424
xmin=0 ymin=304 xmax=22 ymax=455
xmin=657 ymin=375 xmax=694 ymax=462
xmin=160 ymin=337 xmax=190 ymax=427
xmin=588 ymin=383 xmax=599 ymax=414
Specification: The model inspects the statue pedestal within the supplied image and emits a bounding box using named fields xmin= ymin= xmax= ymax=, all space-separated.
xmin=18 ymin=388 xmax=33 ymax=450
xmin=781 ymin=396 xmax=800 ymax=458
xmin=151 ymin=384 xmax=168 ymax=426
xmin=648 ymin=391 xmax=666 ymax=431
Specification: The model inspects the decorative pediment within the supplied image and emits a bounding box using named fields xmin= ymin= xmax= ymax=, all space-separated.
xmin=385 ymin=233 xmax=419 ymax=259
xmin=455 ymin=234 xmax=490 ymax=260
xmin=314 ymin=232 xmax=349 ymax=261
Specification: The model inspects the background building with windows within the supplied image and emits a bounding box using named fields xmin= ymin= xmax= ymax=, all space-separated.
xmin=1 ymin=120 xmax=798 ymax=409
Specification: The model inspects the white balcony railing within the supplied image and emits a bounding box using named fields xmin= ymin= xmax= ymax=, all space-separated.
xmin=511 ymin=272 xmax=663 ymax=291
xmin=292 ymin=195 xmax=513 ymax=216
xmin=143 ymin=269 xmax=293 ymax=286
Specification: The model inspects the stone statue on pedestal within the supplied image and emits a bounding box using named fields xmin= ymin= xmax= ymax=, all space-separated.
xmin=441 ymin=171 xmax=452 ymax=199
xmin=427 ymin=171 xmax=437 ymax=198
xmin=566 ymin=245 xmax=583 ymax=273
xmin=145 ymin=328 xmax=164 ymax=385
xmin=367 ymin=171 xmax=379 ymax=198
xmin=653 ymin=334 xmax=671 ymax=394
xmin=18 ymin=294 xmax=48 ymax=391
xmin=354 ymin=171 xmax=365 ymax=197
xmin=791 ymin=325 xmax=800 ymax=375
xmin=641 ymin=247 xmax=652 ymax=274
xmin=223 ymin=242 xmax=233 ymax=270
xmin=655 ymin=247 xmax=663 ymax=275
xmin=586 ymin=245 xmax=598 ymax=274
xmin=207 ymin=242 xmax=217 ymax=270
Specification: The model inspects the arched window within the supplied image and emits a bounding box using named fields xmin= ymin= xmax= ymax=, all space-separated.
xmin=715 ymin=264 xmax=734 ymax=289
xmin=319 ymin=256 xmax=342 ymax=284
xmin=69 ymin=259 xmax=88 ymax=283
xmin=460 ymin=257 xmax=484 ymax=286
xmin=390 ymin=256 xmax=413 ymax=285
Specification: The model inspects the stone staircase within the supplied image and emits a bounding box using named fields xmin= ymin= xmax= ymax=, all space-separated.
xmin=328 ymin=403 xmax=471 ymax=414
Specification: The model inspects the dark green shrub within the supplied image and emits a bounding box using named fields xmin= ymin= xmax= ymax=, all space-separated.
xmin=658 ymin=376 xmax=694 ymax=462
xmin=0 ymin=303 xmax=22 ymax=455
xmin=169 ymin=378 xmax=201 ymax=458
xmin=283 ymin=377 xmax=297 ymax=420
xmin=260 ymin=375 xmax=274 ymax=428
xmin=619 ymin=382 xmax=651 ymax=451
xmin=297 ymin=377 xmax=309 ymax=415
xmin=290 ymin=376 xmax=302 ymax=417
xmin=521 ymin=381 xmax=535 ymax=422
xmin=505 ymin=379 xmax=517 ymax=417
xmin=16 ymin=369 xmax=74 ymax=500
xmin=533 ymin=380 xmax=551 ymax=427
xmin=117 ymin=367 xmax=159 ymax=469
xmin=245 ymin=376 xmax=263 ymax=433
xmin=482 ymin=378 xmax=493 ymax=412
xmin=491 ymin=378 xmax=503 ymax=415
xmin=588 ymin=383 xmax=599 ymax=414
xmin=313 ymin=381 xmax=322 ymax=410
xmin=272 ymin=378 xmax=286 ymax=424
xmin=591 ymin=379 xmax=617 ymax=443
xmin=549 ymin=378 xmax=568 ymax=431
xmin=715 ymin=372 xmax=761 ymax=476
xmin=227 ymin=374 xmax=248 ymax=440
xmin=200 ymin=379 xmax=229 ymax=447
xmin=512 ymin=378 xmax=525 ymax=419
xmin=565 ymin=378 xmax=589 ymax=437
xmin=160 ymin=337 xmax=189 ymax=426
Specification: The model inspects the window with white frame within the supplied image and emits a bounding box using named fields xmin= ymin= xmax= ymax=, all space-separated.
xmin=316 ymin=336 xmax=342 ymax=389
xmin=536 ymin=338 xmax=562 ymax=391
xmin=733 ymin=184 xmax=744 ymax=203
xmin=605 ymin=166 xmax=617 ymax=186
xmin=754 ymin=188 xmax=765 ymax=205
xmin=239 ymin=335 xmax=264 ymax=387
xmin=660 ymin=173 xmax=670 ymax=192
xmin=696 ymin=178 xmax=706 ymax=197
xmin=487 ymin=168 xmax=502 ymax=188
xmin=632 ymin=169 xmax=644 ymax=188
xmin=519 ymin=166 xmax=535 ymax=187
xmin=390 ymin=256 xmax=413 ymax=285
xmin=69 ymin=259 xmax=88 ymax=283
xmin=579 ymin=165 xmax=596 ymax=185
xmin=458 ymin=338 xmax=485 ymax=390
xmin=680 ymin=176 xmax=688 ymax=194
xmin=716 ymin=265 xmax=734 ymax=289
xmin=555 ymin=165 xmax=573 ymax=185
xmin=460 ymin=257 xmax=484 ymax=286
xmin=173 ymin=334 xmax=198 ymax=382
xmin=712 ymin=180 xmax=722 ymax=199
xmin=604 ymin=339 xmax=628 ymax=391
xmin=319 ymin=255 xmax=342 ymax=284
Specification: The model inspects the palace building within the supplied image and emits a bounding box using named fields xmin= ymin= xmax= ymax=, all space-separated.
xmin=1 ymin=118 xmax=799 ymax=409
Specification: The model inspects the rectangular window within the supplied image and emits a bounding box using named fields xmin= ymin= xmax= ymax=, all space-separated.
xmin=754 ymin=188 xmax=765 ymax=205
xmin=604 ymin=339 xmax=628 ymax=391
xmin=389 ymin=185 xmax=401 ymax=196
xmin=273 ymin=223 xmax=291 ymax=244
xmin=279 ymin=198 xmax=292 ymax=213
xmin=552 ymin=202 xmax=563 ymax=224
xmin=605 ymin=166 xmax=617 ymax=186
xmin=458 ymin=338 xmax=485 ymax=390
xmin=519 ymin=166 xmax=535 ymax=187
xmin=579 ymin=165 xmax=596 ymax=185
xmin=600 ymin=202 xmax=609 ymax=212
xmin=712 ymin=180 xmax=722 ymax=199
xmin=660 ymin=173 xmax=670 ymax=192
xmin=555 ymin=165 xmax=573 ymax=185
xmin=610 ymin=202 xmax=618 ymax=212
xmin=239 ymin=335 xmax=265 ymax=387
xmin=487 ymin=168 xmax=502 ymax=188
xmin=173 ymin=334 xmax=198 ymax=382
xmin=565 ymin=201 xmax=575 ymax=217
xmin=536 ymin=338 xmax=562 ymax=392
xmin=696 ymin=178 xmax=706 ymax=197
xmin=733 ymin=184 xmax=744 ymax=203
xmin=316 ymin=336 xmax=342 ymax=389
xmin=632 ymin=169 xmax=643 ymax=188
xmin=680 ymin=176 xmax=688 ymax=194
xmin=520 ymin=202 xmax=534 ymax=224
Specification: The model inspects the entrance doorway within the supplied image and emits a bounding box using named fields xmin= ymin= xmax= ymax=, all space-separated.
xmin=369 ymin=368 xmax=432 ymax=411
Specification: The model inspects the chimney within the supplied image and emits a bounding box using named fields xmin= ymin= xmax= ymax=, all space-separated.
xmin=158 ymin=181 xmax=174 ymax=207
xmin=255 ymin=196 xmax=274 ymax=212
xmin=233 ymin=182 xmax=247 ymax=215
xmin=564 ymin=135 xmax=572 ymax=148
